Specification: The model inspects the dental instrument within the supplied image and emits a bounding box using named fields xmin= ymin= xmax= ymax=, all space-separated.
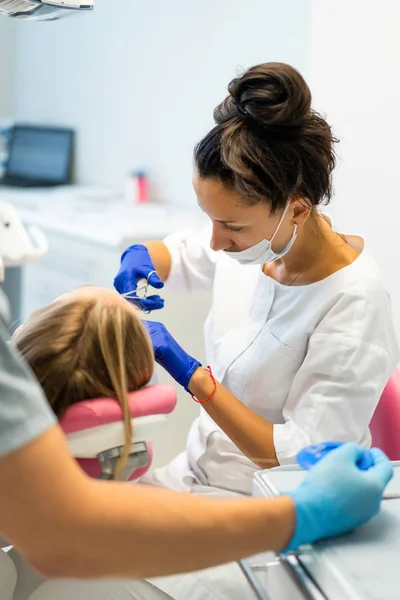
xmin=120 ymin=271 xmax=162 ymax=313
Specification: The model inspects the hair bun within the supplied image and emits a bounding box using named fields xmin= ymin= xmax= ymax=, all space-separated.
xmin=215 ymin=62 xmax=311 ymax=131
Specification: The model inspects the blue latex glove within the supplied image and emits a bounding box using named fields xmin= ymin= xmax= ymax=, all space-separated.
xmin=114 ymin=244 xmax=164 ymax=312
xmin=143 ymin=320 xmax=202 ymax=390
xmin=285 ymin=443 xmax=393 ymax=551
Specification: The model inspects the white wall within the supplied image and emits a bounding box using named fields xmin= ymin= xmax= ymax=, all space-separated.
xmin=12 ymin=0 xmax=311 ymax=204
xmin=308 ymin=0 xmax=400 ymax=336
xmin=0 ymin=17 xmax=16 ymax=117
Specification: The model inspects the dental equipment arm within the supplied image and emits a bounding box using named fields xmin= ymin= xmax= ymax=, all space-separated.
xmin=0 ymin=202 xmax=48 ymax=282
xmin=0 ymin=0 xmax=93 ymax=21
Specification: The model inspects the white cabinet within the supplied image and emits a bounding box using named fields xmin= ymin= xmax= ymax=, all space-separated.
xmin=21 ymin=229 xmax=122 ymax=319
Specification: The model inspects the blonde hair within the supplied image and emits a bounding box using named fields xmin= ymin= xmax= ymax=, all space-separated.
xmin=13 ymin=296 xmax=154 ymax=477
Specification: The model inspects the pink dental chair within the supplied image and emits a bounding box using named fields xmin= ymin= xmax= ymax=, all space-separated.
xmin=370 ymin=369 xmax=400 ymax=461
xmin=61 ymin=383 xmax=177 ymax=481
xmin=3 ymin=383 xmax=177 ymax=600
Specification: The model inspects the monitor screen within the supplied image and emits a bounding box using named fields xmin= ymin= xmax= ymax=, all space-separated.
xmin=6 ymin=126 xmax=74 ymax=184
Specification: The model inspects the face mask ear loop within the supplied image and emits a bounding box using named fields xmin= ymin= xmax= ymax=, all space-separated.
xmin=270 ymin=201 xmax=292 ymax=245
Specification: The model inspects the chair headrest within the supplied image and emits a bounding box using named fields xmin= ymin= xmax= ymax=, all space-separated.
xmin=60 ymin=384 xmax=177 ymax=435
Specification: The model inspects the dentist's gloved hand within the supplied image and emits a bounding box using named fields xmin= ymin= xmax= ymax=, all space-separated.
xmin=114 ymin=245 xmax=164 ymax=311
xmin=143 ymin=320 xmax=201 ymax=390
xmin=285 ymin=443 xmax=393 ymax=551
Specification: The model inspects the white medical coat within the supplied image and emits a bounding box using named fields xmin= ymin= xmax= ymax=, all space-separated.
xmin=147 ymin=227 xmax=400 ymax=496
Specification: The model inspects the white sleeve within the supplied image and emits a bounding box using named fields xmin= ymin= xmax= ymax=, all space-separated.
xmin=163 ymin=225 xmax=217 ymax=294
xmin=273 ymin=286 xmax=400 ymax=465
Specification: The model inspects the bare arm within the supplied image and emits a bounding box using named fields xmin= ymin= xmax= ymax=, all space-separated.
xmin=144 ymin=241 xmax=172 ymax=282
xmin=189 ymin=369 xmax=278 ymax=469
xmin=0 ymin=424 xmax=294 ymax=580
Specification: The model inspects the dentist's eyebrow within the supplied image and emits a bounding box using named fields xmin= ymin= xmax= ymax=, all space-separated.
xmin=215 ymin=219 xmax=244 ymax=225
xmin=196 ymin=202 xmax=244 ymax=225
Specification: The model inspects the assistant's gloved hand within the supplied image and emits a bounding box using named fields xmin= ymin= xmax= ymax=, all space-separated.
xmin=114 ymin=244 xmax=164 ymax=311
xmin=285 ymin=443 xmax=393 ymax=551
xmin=143 ymin=320 xmax=201 ymax=390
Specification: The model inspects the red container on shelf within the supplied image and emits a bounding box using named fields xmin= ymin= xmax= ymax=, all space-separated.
xmin=126 ymin=170 xmax=149 ymax=205
xmin=136 ymin=171 xmax=149 ymax=204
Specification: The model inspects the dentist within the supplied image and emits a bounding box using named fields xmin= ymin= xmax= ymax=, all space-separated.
xmin=113 ymin=61 xmax=399 ymax=599
xmin=116 ymin=62 xmax=399 ymax=498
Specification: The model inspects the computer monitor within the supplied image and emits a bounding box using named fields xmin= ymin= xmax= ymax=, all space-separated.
xmin=1 ymin=125 xmax=75 ymax=187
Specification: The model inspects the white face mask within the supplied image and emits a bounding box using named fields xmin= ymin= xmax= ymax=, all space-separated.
xmin=224 ymin=202 xmax=297 ymax=266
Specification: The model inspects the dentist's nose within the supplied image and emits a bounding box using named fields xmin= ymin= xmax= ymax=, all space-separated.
xmin=210 ymin=224 xmax=232 ymax=252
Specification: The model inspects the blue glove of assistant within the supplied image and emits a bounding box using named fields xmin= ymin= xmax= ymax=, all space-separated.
xmin=114 ymin=244 xmax=164 ymax=312
xmin=143 ymin=320 xmax=202 ymax=391
xmin=285 ymin=443 xmax=393 ymax=551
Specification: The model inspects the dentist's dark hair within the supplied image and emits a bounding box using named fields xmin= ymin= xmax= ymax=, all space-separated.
xmin=194 ymin=62 xmax=338 ymax=213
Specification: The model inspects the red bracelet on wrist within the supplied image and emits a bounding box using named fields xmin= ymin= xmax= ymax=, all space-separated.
xmin=190 ymin=366 xmax=216 ymax=404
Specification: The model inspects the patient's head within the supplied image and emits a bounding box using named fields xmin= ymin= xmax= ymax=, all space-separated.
xmin=13 ymin=286 xmax=154 ymax=476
